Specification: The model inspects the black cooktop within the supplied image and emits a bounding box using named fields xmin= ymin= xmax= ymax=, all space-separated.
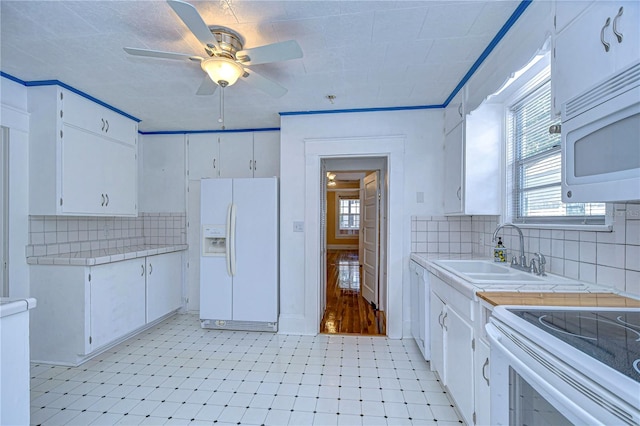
xmin=510 ymin=309 xmax=640 ymax=382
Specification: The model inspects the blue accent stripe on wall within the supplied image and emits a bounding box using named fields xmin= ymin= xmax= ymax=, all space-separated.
xmin=279 ymin=104 xmax=443 ymax=117
xmin=0 ymin=72 xmax=141 ymax=123
xmin=442 ymin=0 xmax=533 ymax=107
xmin=139 ymin=127 xmax=281 ymax=135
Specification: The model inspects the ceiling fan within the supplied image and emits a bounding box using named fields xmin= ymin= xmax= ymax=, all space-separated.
xmin=123 ymin=0 xmax=303 ymax=98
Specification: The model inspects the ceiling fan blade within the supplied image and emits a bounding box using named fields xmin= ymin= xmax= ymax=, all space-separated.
xmin=123 ymin=47 xmax=202 ymax=62
xmin=236 ymin=40 xmax=303 ymax=66
xmin=167 ymin=0 xmax=221 ymax=51
xmin=195 ymin=76 xmax=218 ymax=96
xmin=241 ymin=68 xmax=287 ymax=98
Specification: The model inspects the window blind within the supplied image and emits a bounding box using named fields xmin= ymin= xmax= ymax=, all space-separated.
xmin=508 ymin=80 xmax=605 ymax=224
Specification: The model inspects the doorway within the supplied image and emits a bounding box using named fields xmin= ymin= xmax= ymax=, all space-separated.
xmin=319 ymin=158 xmax=387 ymax=335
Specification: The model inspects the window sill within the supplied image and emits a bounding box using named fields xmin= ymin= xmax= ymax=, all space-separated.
xmin=510 ymin=223 xmax=613 ymax=232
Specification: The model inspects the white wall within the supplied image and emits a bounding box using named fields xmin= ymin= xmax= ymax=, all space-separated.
xmin=0 ymin=77 xmax=30 ymax=297
xmin=279 ymin=109 xmax=444 ymax=337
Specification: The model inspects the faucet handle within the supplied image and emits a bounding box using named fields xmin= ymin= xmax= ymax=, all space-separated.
xmin=529 ymin=259 xmax=538 ymax=275
xmin=534 ymin=253 xmax=547 ymax=276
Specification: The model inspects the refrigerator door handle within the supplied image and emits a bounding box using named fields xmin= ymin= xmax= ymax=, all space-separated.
xmin=229 ymin=203 xmax=237 ymax=276
xmin=225 ymin=203 xmax=233 ymax=277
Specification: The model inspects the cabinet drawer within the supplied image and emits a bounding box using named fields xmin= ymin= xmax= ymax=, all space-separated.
xmin=62 ymin=90 xmax=137 ymax=145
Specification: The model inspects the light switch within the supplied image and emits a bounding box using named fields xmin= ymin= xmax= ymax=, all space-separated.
xmin=293 ymin=221 xmax=304 ymax=232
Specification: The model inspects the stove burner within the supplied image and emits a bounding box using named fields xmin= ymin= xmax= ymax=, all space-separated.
xmin=538 ymin=314 xmax=640 ymax=341
xmin=618 ymin=315 xmax=640 ymax=330
xmin=538 ymin=315 xmax=597 ymax=340
xmin=635 ymin=359 xmax=640 ymax=376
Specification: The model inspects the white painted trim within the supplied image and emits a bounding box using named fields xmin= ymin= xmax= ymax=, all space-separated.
xmin=304 ymin=135 xmax=405 ymax=338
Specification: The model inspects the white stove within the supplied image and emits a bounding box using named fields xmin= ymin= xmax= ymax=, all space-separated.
xmin=486 ymin=305 xmax=640 ymax=426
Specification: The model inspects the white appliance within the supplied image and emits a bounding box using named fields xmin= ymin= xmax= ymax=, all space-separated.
xmin=200 ymin=178 xmax=278 ymax=332
xmin=486 ymin=305 xmax=640 ymax=425
xmin=561 ymin=60 xmax=640 ymax=202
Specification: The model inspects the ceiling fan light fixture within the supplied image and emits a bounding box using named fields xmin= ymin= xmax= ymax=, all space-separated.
xmin=201 ymin=57 xmax=244 ymax=87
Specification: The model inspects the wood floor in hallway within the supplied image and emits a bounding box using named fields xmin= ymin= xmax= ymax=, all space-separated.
xmin=320 ymin=250 xmax=386 ymax=336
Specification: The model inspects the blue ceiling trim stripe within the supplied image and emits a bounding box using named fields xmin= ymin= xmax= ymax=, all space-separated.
xmin=280 ymin=104 xmax=444 ymax=117
xmin=0 ymin=72 xmax=141 ymax=123
xmin=139 ymin=127 xmax=281 ymax=135
xmin=442 ymin=0 xmax=533 ymax=107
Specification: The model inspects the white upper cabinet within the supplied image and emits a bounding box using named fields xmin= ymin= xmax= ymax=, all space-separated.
xmin=188 ymin=133 xmax=219 ymax=179
xmin=444 ymin=90 xmax=465 ymax=135
xmin=28 ymin=86 xmax=138 ymax=216
xmin=139 ymin=134 xmax=186 ymax=212
xmin=252 ymin=131 xmax=280 ymax=178
xmin=219 ymin=132 xmax=255 ymax=178
xmin=444 ymin=103 xmax=502 ymax=216
xmin=188 ymin=131 xmax=280 ymax=179
xmin=553 ymin=1 xmax=639 ymax=114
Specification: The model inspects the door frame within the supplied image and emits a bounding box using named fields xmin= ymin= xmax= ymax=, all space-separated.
xmin=304 ymin=135 xmax=404 ymax=338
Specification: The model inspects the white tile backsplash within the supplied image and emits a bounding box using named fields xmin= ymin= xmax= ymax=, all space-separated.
xmin=27 ymin=213 xmax=186 ymax=257
xmin=412 ymin=201 xmax=640 ymax=297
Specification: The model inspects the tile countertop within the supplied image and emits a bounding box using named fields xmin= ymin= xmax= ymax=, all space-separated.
xmin=0 ymin=297 xmax=37 ymax=318
xmin=410 ymin=252 xmax=615 ymax=300
xmin=26 ymin=244 xmax=188 ymax=266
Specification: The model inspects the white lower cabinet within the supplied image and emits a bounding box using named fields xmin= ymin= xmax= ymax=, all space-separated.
xmin=30 ymin=252 xmax=182 ymax=365
xmin=409 ymin=260 xmax=429 ymax=360
xmin=474 ymin=338 xmax=491 ymax=426
xmin=146 ymin=252 xmax=183 ymax=323
xmin=429 ymin=272 xmax=486 ymax=425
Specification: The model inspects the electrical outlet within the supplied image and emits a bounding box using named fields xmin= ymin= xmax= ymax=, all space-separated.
xmin=293 ymin=221 xmax=304 ymax=232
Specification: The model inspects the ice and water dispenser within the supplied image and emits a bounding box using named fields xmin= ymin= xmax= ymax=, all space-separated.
xmin=202 ymin=225 xmax=226 ymax=256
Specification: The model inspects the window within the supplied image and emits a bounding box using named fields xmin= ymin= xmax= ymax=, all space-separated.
xmin=338 ymin=196 xmax=359 ymax=235
xmin=507 ymin=79 xmax=605 ymax=224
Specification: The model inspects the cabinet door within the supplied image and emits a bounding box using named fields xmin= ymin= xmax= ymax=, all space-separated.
xmin=443 ymin=122 xmax=464 ymax=215
xmin=188 ymin=133 xmax=219 ymax=179
xmin=140 ymin=134 xmax=185 ymax=212
xmin=89 ymin=259 xmax=146 ymax=351
xmin=410 ymin=263 xmax=426 ymax=358
xmin=613 ymin=2 xmax=640 ymax=71
xmin=429 ymin=290 xmax=446 ymax=379
xmin=63 ymin=90 xmax=137 ymax=146
xmin=444 ymin=91 xmax=465 ymax=135
xmin=146 ymin=252 xmax=183 ymax=323
xmin=474 ymin=339 xmax=491 ymax=426
xmin=103 ymin=140 xmax=137 ymax=216
xmin=60 ymin=124 xmax=105 ymax=214
xmin=553 ymin=3 xmax=616 ymax=112
xmin=444 ymin=306 xmax=474 ymax=425
xmin=252 ymin=132 xmax=280 ymax=178
xmin=218 ymin=133 xmax=254 ymax=178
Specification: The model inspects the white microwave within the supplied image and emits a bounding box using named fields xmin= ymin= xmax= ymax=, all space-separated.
xmin=561 ymin=60 xmax=640 ymax=203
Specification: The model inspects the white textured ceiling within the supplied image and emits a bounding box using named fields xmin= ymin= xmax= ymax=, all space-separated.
xmin=0 ymin=0 xmax=521 ymax=132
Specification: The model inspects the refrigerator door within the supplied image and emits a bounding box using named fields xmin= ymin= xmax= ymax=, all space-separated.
xmin=200 ymin=179 xmax=233 ymax=321
xmin=232 ymin=178 xmax=278 ymax=323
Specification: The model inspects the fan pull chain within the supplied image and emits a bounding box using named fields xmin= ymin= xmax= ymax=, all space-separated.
xmin=218 ymin=85 xmax=226 ymax=130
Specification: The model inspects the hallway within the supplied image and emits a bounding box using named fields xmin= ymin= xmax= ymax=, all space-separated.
xmin=320 ymin=250 xmax=386 ymax=335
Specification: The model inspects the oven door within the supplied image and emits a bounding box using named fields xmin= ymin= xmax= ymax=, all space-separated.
xmin=486 ymin=321 xmax=636 ymax=426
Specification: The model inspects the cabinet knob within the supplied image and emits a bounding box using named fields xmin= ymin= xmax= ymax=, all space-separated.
xmin=613 ymin=7 xmax=624 ymax=43
xmin=213 ymin=158 xmax=216 ymax=169
xmin=601 ymin=17 xmax=611 ymax=52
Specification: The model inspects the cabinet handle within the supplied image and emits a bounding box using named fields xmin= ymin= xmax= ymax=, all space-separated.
xmin=613 ymin=7 xmax=624 ymax=43
xmin=105 ymin=120 xmax=109 ymax=133
xmin=149 ymin=263 xmax=152 ymax=275
xmin=601 ymin=17 xmax=611 ymax=52
xmin=101 ymin=118 xmax=105 ymax=131
xmin=442 ymin=312 xmax=448 ymax=331
xmin=457 ymin=104 xmax=462 ymax=117
xmin=253 ymin=160 xmax=257 ymax=171
xmin=101 ymin=194 xmax=105 ymax=206
xmin=249 ymin=159 xmax=253 ymax=170
xmin=456 ymin=186 xmax=461 ymax=200
xmin=482 ymin=357 xmax=490 ymax=386
xmin=105 ymin=193 xmax=109 ymax=206
xmin=438 ymin=311 xmax=444 ymax=327
xmin=141 ymin=264 xmax=145 ymax=276
xmin=213 ymin=158 xmax=216 ymax=169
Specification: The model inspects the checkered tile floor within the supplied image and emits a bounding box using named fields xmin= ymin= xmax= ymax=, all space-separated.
xmin=30 ymin=314 xmax=462 ymax=425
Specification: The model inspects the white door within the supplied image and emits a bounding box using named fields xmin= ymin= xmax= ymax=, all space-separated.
xmin=200 ymin=179 xmax=233 ymax=320
xmin=362 ymin=171 xmax=379 ymax=307
xmin=232 ymin=178 xmax=278 ymax=322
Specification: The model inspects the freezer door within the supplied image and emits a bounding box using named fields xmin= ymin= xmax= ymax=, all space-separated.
xmin=232 ymin=178 xmax=279 ymax=322
xmin=199 ymin=179 xmax=232 ymax=321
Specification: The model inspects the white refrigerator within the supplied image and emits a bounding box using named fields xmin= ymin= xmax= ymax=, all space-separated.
xmin=200 ymin=177 xmax=278 ymax=331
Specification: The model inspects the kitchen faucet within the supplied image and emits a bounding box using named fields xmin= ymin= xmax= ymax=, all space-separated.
xmin=492 ymin=223 xmax=529 ymax=272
